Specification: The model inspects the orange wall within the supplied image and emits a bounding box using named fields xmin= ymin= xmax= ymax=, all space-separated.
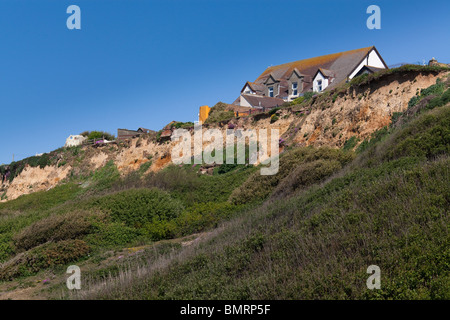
xmin=199 ymin=105 xmax=210 ymax=123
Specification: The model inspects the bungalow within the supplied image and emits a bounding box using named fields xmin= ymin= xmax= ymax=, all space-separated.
xmin=234 ymin=46 xmax=388 ymax=106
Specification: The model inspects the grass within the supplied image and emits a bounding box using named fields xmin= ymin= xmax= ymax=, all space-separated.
xmin=1 ymin=69 xmax=449 ymax=299
xmin=72 ymin=96 xmax=449 ymax=300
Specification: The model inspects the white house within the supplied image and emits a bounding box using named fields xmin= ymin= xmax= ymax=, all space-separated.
xmin=65 ymin=135 xmax=87 ymax=147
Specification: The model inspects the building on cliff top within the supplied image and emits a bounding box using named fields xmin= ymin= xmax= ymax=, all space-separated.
xmin=233 ymin=46 xmax=388 ymax=108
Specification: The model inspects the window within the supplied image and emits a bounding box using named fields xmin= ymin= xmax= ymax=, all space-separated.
xmin=317 ymin=80 xmax=322 ymax=92
xmin=292 ymin=82 xmax=298 ymax=96
xmin=268 ymin=86 xmax=274 ymax=97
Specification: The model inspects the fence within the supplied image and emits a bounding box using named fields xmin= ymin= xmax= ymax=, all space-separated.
xmin=234 ymin=106 xmax=279 ymax=118
xmin=81 ymin=137 xmax=116 ymax=146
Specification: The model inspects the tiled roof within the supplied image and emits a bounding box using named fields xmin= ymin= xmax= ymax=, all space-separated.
xmin=241 ymin=94 xmax=285 ymax=109
xmin=254 ymin=46 xmax=376 ymax=91
xmin=317 ymin=68 xmax=335 ymax=78
xmin=242 ymin=81 xmax=266 ymax=95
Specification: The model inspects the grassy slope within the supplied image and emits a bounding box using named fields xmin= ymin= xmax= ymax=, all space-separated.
xmin=0 ymin=72 xmax=449 ymax=299
xmin=79 ymin=94 xmax=449 ymax=300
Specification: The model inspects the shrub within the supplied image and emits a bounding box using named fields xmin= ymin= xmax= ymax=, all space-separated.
xmin=343 ymin=136 xmax=359 ymax=151
xmin=173 ymin=122 xmax=194 ymax=129
xmin=0 ymin=183 xmax=80 ymax=213
xmin=290 ymin=96 xmax=305 ymax=105
xmin=13 ymin=210 xmax=96 ymax=251
xmin=356 ymin=126 xmax=389 ymax=154
xmin=270 ymin=114 xmax=279 ymax=123
xmin=303 ymin=91 xmax=316 ymax=101
xmin=85 ymin=220 xmax=141 ymax=247
xmin=204 ymin=102 xmax=235 ymax=124
xmin=82 ymin=131 xmax=115 ymax=141
xmin=0 ymin=240 xmax=90 ymax=280
xmin=89 ymin=160 xmax=120 ymax=192
xmin=268 ymin=107 xmax=280 ymax=116
xmin=176 ymin=202 xmax=236 ymax=235
xmin=427 ymin=88 xmax=450 ymax=110
xmin=89 ymin=188 xmax=184 ymax=229
xmin=271 ymin=159 xmax=344 ymax=199
xmin=144 ymin=164 xmax=255 ymax=206
xmin=382 ymin=107 xmax=450 ymax=161
xmin=230 ymin=147 xmax=354 ymax=204
xmin=138 ymin=161 xmax=152 ymax=175
xmin=408 ymin=78 xmax=445 ymax=109
xmin=391 ymin=112 xmax=403 ymax=124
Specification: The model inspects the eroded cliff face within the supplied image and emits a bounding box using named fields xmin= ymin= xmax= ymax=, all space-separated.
xmin=1 ymin=69 xmax=448 ymax=202
xmin=226 ymin=70 xmax=446 ymax=149
xmin=287 ymin=71 xmax=446 ymax=147
xmin=0 ymin=138 xmax=176 ymax=201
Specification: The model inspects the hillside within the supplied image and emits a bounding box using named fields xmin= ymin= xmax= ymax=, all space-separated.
xmin=0 ymin=65 xmax=449 ymax=299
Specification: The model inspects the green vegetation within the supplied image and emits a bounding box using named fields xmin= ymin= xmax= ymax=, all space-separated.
xmin=290 ymin=92 xmax=317 ymax=106
xmin=0 ymin=153 xmax=256 ymax=270
xmin=0 ymin=153 xmax=53 ymax=183
xmin=0 ymin=239 xmax=90 ymax=280
xmin=172 ymin=121 xmax=195 ymax=129
xmin=343 ymin=136 xmax=359 ymax=151
xmin=230 ymin=147 xmax=354 ymax=205
xmin=80 ymin=130 xmax=116 ymax=141
xmin=78 ymin=92 xmax=449 ymax=300
xmin=0 ymin=70 xmax=449 ymax=300
xmin=357 ymin=77 xmax=450 ymax=154
xmin=270 ymin=114 xmax=279 ymax=123
xmin=204 ymin=102 xmax=235 ymax=124
xmin=350 ymin=64 xmax=450 ymax=88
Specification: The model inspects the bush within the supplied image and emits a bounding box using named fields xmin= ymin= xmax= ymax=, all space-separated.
xmin=204 ymin=102 xmax=235 ymax=124
xmin=408 ymin=78 xmax=445 ymax=109
xmin=0 ymin=153 xmax=53 ymax=183
xmin=13 ymin=210 xmax=96 ymax=251
xmin=0 ymin=240 xmax=90 ymax=280
xmin=89 ymin=160 xmax=120 ymax=192
xmin=81 ymin=131 xmax=116 ymax=141
xmin=144 ymin=164 xmax=255 ymax=206
xmin=176 ymin=202 xmax=236 ymax=235
xmin=427 ymin=88 xmax=450 ymax=110
xmin=85 ymin=221 xmax=141 ymax=247
xmin=268 ymin=107 xmax=280 ymax=116
xmin=0 ymin=183 xmax=80 ymax=213
xmin=383 ymin=107 xmax=450 ymax=161
xmin=173 ymin=122 xmax=194 ymax=129
xmin=270 ymin=114 xmax=279 ymax=123
xmin=356 ymin=126 xmax=389 ymax=154
xmin=89 ymin=188 xmax=184 ymax=229
xmin=343 ymin=136 xmax=359 ymax=151
xmin=230 ymin=147 xmax=354 ymax=205
xmin=290 ymin=96 xmax=305 ymax=105
xmin=303 ymin=91 xmax=316 ymax=101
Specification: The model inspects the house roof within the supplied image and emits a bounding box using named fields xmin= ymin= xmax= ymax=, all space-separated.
xmin=289 ymin=68 xmax=306 ymax=79
xmin=317 ymin=68 xmax=335 ymax=78
xmin=354 ymin=65 xmax=385 ymax=76
xmin=137 ymin=127 xmax=153 ymax=133
xmin=241 ymin=94 xmax=285 ymax=109
xmin=241 ymin=81 xmax=266 ymax=94
xmin=254 ymin=46 xmax=379 ymax=91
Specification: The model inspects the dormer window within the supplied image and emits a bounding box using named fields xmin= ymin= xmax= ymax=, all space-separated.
xmin=268 ymin=86 xmax=274 ymax=97
xmin=317 ymin=80 xmax=322 ymax=92
xmin=292 ymin=82 xmax=298 ymax=96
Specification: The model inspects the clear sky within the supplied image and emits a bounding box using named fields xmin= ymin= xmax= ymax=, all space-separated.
xmin=0 ymin=0 xmax=449 ymax=164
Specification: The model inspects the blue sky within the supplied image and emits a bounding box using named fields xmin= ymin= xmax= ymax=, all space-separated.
xmin=0 ymin=0 xmax=449 ymax=164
